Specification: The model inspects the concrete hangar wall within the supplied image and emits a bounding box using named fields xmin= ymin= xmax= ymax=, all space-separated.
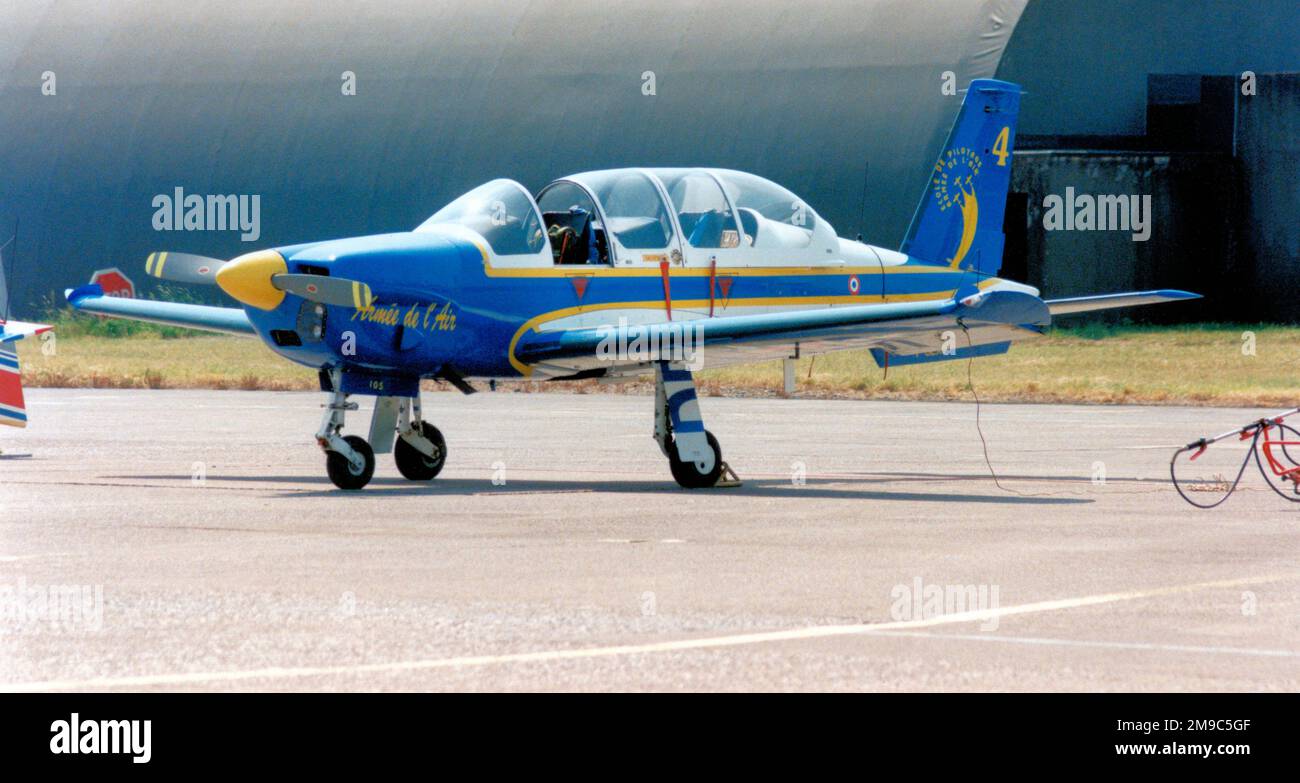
xmin=0 ymin=0 xmax=1029 ymax=314
xmin=996 ymin=0 xmax=1300 ymax=322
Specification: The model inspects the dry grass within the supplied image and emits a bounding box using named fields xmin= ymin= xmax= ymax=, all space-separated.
xmin=15 ymin=325 xmax=1300 ymax=407
xmin=18 ymin=334 xmax=316 ymax=391
xmin=702 ymin=325 xmax=1300 ymax=407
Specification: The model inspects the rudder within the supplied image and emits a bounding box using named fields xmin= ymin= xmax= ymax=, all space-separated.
xmin=900 ymin=79 xmax=1021 ymax=277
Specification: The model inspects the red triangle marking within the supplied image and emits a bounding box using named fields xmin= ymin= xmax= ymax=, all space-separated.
xmin=571 ymin=276 xmax=589 ymax=301
xmin=718 ymin=277 xmax=733 ymax=297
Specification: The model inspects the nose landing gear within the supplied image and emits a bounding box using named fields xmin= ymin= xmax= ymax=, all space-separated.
xmin=316 ymin=384 xmax=374 ymax=490
xmin=316 ymin=371 xmax=446 ymax=490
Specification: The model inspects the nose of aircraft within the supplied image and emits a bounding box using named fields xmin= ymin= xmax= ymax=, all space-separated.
xmin=215 ymin=249 xmax=287 ymax=310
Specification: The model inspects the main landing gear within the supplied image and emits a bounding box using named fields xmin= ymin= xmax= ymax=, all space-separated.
xmin=317 ymin=373 xmax=446 ymax=490
xmin=653 ymin=361 xmax=739 ymax=489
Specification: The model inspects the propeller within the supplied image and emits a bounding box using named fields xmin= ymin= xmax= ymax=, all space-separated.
xmin=145 ymin=252 xmax=225 ymax=285
xmin=272 ymin=274 xmax=374 ymax=310
xmin=144 ymin=251 xmax=372 ymax=311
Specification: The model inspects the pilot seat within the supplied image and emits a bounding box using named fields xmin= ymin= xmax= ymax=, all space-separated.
xmin=544 ymin=207 xmax=604 ymax=265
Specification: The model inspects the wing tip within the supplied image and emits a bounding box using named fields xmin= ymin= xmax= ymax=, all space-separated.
xmin=65 ymin=283 xmax=104 ymax=306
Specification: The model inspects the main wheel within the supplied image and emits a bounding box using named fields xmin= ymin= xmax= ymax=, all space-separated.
xmin=669 ymin=430 xmax=723 ymax=489
xmin=326 ymin=435 xmax=375 ymax=490
xmin=394 ymin=421 xmax=447 ymax=481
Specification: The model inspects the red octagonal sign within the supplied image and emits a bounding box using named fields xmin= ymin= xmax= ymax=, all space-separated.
xmin=89 ymin=267 xmax=136 ymax=299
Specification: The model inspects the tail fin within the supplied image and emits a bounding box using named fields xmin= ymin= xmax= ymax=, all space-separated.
xmin=0 ymin=344 xmax=26 ymax=427
xmin=900 ymin=78 xmax=1021 ymax=277
xmin=0 ymin=255 xmax=50 ymax=427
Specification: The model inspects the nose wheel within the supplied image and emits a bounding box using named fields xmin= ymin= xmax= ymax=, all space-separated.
xmin=316 ymin=385 xmax=375 ymax=490
xmin=395 ymin=420 xmax=447 ymax=480
xmin=325 ymin=435 xmax=375 ymax=490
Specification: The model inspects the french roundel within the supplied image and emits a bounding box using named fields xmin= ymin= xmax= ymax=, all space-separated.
xmin=848 ymin=275 xmax=860 ymax=295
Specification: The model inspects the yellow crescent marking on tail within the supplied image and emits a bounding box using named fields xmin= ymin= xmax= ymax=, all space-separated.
xmin=947 ymin=188 xmax=978 ymax=269
xmin=145 ymin=253 xmax=155 ymax=275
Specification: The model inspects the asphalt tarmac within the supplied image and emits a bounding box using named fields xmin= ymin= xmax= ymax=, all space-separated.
xmin=2 ymin=389 xmax=1297 ymax=691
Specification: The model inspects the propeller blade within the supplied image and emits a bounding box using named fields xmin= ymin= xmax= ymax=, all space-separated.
xmin=145 ymin=252 xmax=226 ymax=284
xmin=271 ymin=274 xmax=374 ymax=310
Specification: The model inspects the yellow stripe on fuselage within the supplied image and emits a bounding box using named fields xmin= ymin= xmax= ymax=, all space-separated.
xmin=506 ymin=279 xmax=999 ymax=376
xmin=484 ymin=261 xmax=960 ymax=279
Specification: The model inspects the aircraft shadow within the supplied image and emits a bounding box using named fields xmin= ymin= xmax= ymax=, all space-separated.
xmin=117 ymin=473 xmax=1092 ymax=504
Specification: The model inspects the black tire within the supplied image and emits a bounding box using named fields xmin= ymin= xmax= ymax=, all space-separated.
xmin=669 ymin=430 xmax=723 ymax=489
xmin=326 ymin=435 xmax=375 ymax=490
xmin=394 ymin=421 xmax=447 ymax=481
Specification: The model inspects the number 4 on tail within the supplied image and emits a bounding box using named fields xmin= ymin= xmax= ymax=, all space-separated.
xmin=991 ymin=126 xmax=1010 ymax=167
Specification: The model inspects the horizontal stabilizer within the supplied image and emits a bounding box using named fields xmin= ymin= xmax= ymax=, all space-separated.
xmin=870 ymin=341 xmax=1010 ymax=368
xmin=1046 ymin=290 xmax=1199 ymax=316
xmin=65 ymin=284 xmax=255 ymax=336
xmin=0 ymin=319 xmax=53 ymax=344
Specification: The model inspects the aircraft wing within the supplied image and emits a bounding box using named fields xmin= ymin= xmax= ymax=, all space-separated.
xmin=65 ymin=284 xmax=255 ymax=336
xmin=0 ymin=319 xmax=53 ymax=343
xmin=1045 ymin=290 xmax=1199 ymax=316
xmin=515 ymin=290 xmax=1052 ymax=376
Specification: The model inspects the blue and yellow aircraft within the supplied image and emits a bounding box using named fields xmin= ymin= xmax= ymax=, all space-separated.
xmin=66 ymin=79 xmax=1196 ymax=489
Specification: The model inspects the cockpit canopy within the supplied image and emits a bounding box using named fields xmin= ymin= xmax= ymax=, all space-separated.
xmin=416 ymin=179 xmax=546 ymax=257
xmin=417 ymin=168 xmax=835 ymax=264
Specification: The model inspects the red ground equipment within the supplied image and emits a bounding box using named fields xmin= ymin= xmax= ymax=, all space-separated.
xmin=1171 ymin=407 xmax=1300 ymax=508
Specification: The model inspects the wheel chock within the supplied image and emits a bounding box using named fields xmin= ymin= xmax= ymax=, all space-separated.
xmin=715 ymin=461 xmax=742 ymax=488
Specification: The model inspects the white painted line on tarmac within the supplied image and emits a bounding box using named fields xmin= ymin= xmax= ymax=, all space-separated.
xmin=5 ymin=573 xmax=1293 ymax=692
xmin=0 ymin=553 xmax=69 ymax=563
xmin=871 ymin=631 xmax=1300 ymax=659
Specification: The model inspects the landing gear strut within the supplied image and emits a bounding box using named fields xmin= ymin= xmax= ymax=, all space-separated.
xmin=316 ymin=379 xmax=373 ymax=490
xmin=316 ymin=370 xmax=446 ymax=490
xmin=653 ymin=361 xmax=736 ymax=489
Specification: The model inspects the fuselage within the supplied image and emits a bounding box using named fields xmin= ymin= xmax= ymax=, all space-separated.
xmin=235 ymin=168 xmax=1037 ymax=382
xmin=242 ymin=233 xmax=1033 ymax=381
